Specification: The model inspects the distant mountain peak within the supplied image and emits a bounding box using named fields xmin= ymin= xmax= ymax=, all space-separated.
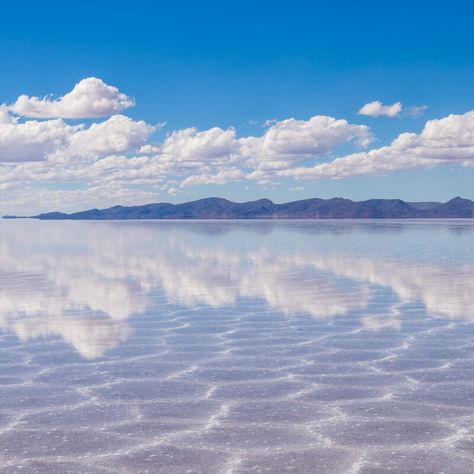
xmin=252 ymin=198 xmax=274 ymax=204
xmin=448 ymin=196 xmax=468 ymax=203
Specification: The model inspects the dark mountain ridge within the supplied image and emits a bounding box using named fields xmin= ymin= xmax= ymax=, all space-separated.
xmin=5 ymin=196 xmax=474 ymax=220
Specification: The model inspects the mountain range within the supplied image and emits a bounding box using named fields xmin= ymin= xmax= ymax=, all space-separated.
xmin=5 ymin=196 xmax=474 ymax=219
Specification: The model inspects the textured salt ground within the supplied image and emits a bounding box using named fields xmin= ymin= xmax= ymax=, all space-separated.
xmin=2 ymin=307 xmax=474 ymax=473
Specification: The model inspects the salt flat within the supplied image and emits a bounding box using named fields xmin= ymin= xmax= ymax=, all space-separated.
xmin=0 ymin=220 xmax=473 ymax=473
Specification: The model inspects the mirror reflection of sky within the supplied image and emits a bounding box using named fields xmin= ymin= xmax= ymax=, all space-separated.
xmin=1 ymin=220 xmax=473 ymax=359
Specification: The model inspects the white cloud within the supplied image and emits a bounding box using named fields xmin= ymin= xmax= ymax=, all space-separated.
xmin=280 ymin=110 xmax=474 ymax=179
xmin=64 ymin=115 xmax=155 ymax=162
xmin=0 ymin=111 xmax=154 ymax=164
xmin=358 ymin=100 xmax=402 ymax=117
xmin=160 ymin=126 xmax=241 ymax=163
xmin=9 ymin=77 xmax=134 ymax=119
xmin=247 ymin=116 xmax=372 ymax=165
xmin=0 ymin=112 xmax=75 ymax=163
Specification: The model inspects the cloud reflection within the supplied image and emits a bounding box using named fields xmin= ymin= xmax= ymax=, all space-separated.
xmin=0 ymin=221 xmax=473 ymax=357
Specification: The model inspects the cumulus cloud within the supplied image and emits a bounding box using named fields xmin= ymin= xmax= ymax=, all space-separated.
xmin=0 ymin=114 xmax=74 ymax=162
xmin=280 ymin=110 xmax=474 ymax=179
xmin=160 ymin=126 xmax=242 ymax=163
xmin=0 ymin=112 xmax=154 ymax=164
xmin=358 ymin=100 xmax=403 ymax=117
xmin=247 ymin=116 xmax=372 ymax=165
xmin=9 ymin=77 xmax=134 ymax=119
xmin=64 ymin=115 xmax=155 ymax=162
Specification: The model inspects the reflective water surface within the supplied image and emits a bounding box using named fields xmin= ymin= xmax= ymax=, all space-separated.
xmin=1 ymin=220 xmax=474 ymax=473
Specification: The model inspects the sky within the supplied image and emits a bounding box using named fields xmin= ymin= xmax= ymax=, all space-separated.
xmin=1 ymin=0 xmax=474 ymax=213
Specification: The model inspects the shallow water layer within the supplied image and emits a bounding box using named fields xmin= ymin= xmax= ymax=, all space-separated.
xmin=0 ymin=219 xmax=474 ymax=473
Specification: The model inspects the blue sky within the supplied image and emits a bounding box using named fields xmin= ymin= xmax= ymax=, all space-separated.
xmin=1 ymin=0 xmax=474 ymax=213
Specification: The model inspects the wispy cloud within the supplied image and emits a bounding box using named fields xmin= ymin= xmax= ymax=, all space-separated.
xmin=404 ymin=104 xmax=428 ymax=118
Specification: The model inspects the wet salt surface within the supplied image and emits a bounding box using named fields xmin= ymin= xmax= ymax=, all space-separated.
xmin=0 ymin=220 xmax=474 ymax=473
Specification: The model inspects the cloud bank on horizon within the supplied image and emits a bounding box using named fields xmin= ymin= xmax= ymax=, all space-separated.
xmin=0 ymin=77 xmax=471 ymax=213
